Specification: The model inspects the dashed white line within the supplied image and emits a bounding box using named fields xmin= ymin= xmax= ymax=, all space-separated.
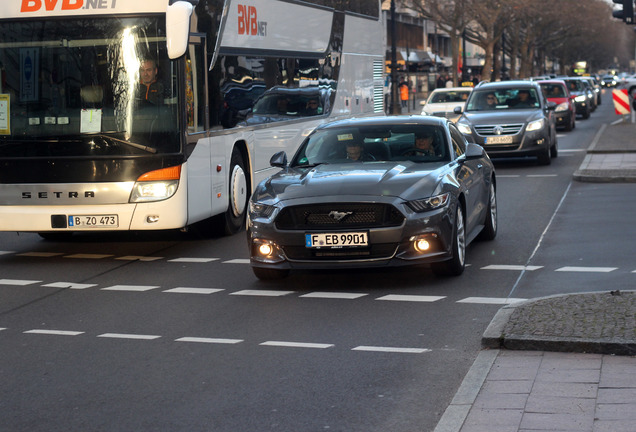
xmin=17 ymin=252 xmax=65 ymax=257
xmin=556 ymin=266 xmax=618 ymax=273
xmin=168 ymin=257 xmax=219 ymax=263
xmin=301 ymin=292 xmax=368 ymax=300
xmin=457 ymin=297 xmax=526 ymax=305
xmin=0 ymin=279 xmax=42 ymax=286
xmin=260 ymin=341 xmax=334 ymax=349
xmin=97 ymin=333 xmax=161 ymax=340
xmin=101 ymin=285 xmax=160 ymax=292
xmin=352 ymin=346 xmax=431 ymax=354
xmin=163 ymin=287 xmax=224 ymax=295
xmin=0 ymin=251 xmax=15 ymax=255
xmin=116 ymin=256 xmax=164 ymax=261
xmin=481 ymin=265 xmax=543 ymax=271
xmin=231 ymin=290 xmax=295 ymax=297
xmin=24 ymin=329 xmax=84 ymax=336
xmin=176 ymin=337 xmax=243 ymax=344
xmin=42 ymin=282 xmax=98 ymax=290
xmin=376 ymin=295 xmax=445 ymax=302
xmin=527 ymin=174 xmax=558 ymax=178
xmin=64 ymin=253 xmax=113 ymax=259
xmin=223 ymin=259 xmax=250 ymax=264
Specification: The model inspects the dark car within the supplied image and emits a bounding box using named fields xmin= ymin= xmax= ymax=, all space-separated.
xmin=247 ymin=116 xmax=497 ymax=279
xmin=455 ymin=80 xmax=558 ymax=165
xmin=241 ymin=86 xmax=331 ymax=125
xmin=562 ymin=77 xmax=593 ymax=119
xmin=538 ymin=80 xmax=576 ymax=131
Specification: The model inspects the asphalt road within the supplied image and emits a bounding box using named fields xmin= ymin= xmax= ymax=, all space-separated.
xmin=1 ymin=91 xmax=634 ymax=432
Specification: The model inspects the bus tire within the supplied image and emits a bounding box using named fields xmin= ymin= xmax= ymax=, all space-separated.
xmin=223 ymin=147 xmax=249 ymax=235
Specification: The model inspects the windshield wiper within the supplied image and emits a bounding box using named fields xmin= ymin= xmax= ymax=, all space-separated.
xmin=95 ymin=134 xmax=157 ymax=154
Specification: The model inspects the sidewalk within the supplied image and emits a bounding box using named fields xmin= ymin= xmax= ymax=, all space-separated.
xmin=434 ymin=122 xmax=636 ymax=432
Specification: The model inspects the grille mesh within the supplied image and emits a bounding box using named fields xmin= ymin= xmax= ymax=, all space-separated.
xmin=275 ymin=203 xmax=404 ymax=230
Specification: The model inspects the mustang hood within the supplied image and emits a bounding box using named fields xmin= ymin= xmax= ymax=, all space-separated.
xmin=253 ymin=162 xmax=446 ymax=204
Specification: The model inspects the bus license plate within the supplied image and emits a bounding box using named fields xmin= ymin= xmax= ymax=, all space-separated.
xmin=305 ymin=232 xmax=368 ymax=248
xmin=68 ymin=215 xmax=119 ymax=228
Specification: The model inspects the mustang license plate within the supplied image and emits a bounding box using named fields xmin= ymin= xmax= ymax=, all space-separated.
xmin=486 ymin=135 xmax=514 ymax=144
xmin=68 ymin=215 xmax=119 ymax=228
xmin=305 ymin=232 xmax=368 ymax=248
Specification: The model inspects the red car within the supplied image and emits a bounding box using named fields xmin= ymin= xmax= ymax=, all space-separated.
xmin=538 ymin=80 xmax=576 ymax=131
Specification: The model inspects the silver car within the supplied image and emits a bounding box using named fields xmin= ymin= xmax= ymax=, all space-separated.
xmin=247 ymin=116 xmax=497 ymax=279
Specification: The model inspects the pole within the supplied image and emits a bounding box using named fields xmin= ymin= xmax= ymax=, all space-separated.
xmin=390 ymin=0 xmax=399 ymax=115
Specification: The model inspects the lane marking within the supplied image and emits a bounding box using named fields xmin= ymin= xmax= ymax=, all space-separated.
xmin=17 ymin=252 xmax=65 ymax=257
xmin=352 ymin=346 xmax=431 ymax=354
xmin=24 ymin=329 xmax=84 ymax=336
xmin=497 ymin=175 xmax=521 ymax=178
xmin=223 ymin=259 xmax=250 ymax=264
xmin=0 ymin=251 xmax=15 ymax=255
xmin=457 ymin=297 xmax=526 ymax=305
xmin=260 ymin=341 xmax=334 ymax=349
xmin=101 ymin=285 xmax=160 ymax=292
xmin=559 ymin=149 xmax=585 ymax=153
xmin=163 ymin=287 xmax=224 ymax=295
xmin=116 ymin=256 xmax=164 ymax=261
xmin=42 ymin=282 xmax=97 ymax=290
xmin=527 ymin=174 xmax=558 ymax=178
xmin=176 ymin=337 xmax=243 ymax=344
xmin=0 ymin=279 xmax=42 ymax=286
xmin=97 ymin=333 xmax=161 ymax=340
xmin=64 ymin=254 xmax=113 ymax=259
xmin=376 ymin=295 xmax=445 ymax=302
xmin=556 ymin=266 xmax=617 ymax=273
xmin=481 ymin=265 xmax=543 ymax=271
xmin=168 ymin=258 xmax=218 ymax=263
xmin=231 ymin=290 xmax=295 ymax=297
xmin=301 ymin=292 xmax=368 ymax=300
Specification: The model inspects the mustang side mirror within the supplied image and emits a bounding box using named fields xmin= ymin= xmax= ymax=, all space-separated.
xmin=464 ymin=142 xmax=486 ymax=161
xmin=270 ymin=151 xmax=288 ymax=168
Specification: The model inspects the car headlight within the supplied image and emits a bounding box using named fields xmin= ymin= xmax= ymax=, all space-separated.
xmin=249 ymin=201 xmax=276 ymax=218
xmin=526 ymin=118 xmax=545 ymax=132
xmin=555 ymin=102 xmax=569 ymax=112
xmin=575 ymin=95 xmax=586 ymax=102
xmin=130 ymin=166 xmax=181 ymax=203
xmin=405 ymin=192 xmax=450 ymax=213
xmin=457 ymin=122 xmax=472 ymax=135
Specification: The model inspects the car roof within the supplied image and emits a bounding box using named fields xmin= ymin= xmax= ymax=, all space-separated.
xmin=431 ymin=87 xmax=472 ymax=93
xmin=474 ymin=80 xmax=539 ymax=90
xmin=315 ymin=115 xmax=448 ymax=131
xmin=536 ymin=79 xmax=567 ymax=86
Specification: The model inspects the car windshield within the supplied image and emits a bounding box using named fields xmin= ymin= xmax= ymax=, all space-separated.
xmin=564 ymin=80 xmax=586 ymax=92
xmin=292 ymin=125 xmax=450 ymax=166
xmin=429 ymin=90 xmax=470 ymax=104
xmin=540 ymin=83 xmax=566 ymax=98
xmin=466 ymin=88 xmax=540 ymax=111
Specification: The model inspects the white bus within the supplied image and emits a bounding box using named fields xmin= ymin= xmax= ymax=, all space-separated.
xmin=0 ymin=0 xmax=384 ymax=237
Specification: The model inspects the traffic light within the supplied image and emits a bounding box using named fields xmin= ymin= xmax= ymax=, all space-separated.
xmin=613 ymin=0 xmax=634 ymax=24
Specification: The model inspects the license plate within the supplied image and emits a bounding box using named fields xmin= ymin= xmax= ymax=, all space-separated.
xmin=486 ymin=135 xmax=514 ymax=144
xmin=305 ymin=232 xmax=368 ymax=248
xmin=68 ymin=215 xmax=119 ymax=228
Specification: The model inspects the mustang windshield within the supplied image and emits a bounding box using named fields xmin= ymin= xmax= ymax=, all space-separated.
xmin=0 ymin=17 xmax=179 ymax=157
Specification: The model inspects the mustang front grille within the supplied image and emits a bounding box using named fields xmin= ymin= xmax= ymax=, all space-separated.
xmin=275 ymin=203 xmax=405 ymax=230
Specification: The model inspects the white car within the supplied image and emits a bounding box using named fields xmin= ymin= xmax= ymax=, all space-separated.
xmin=420 ymin=87 xmax=473 ymax=122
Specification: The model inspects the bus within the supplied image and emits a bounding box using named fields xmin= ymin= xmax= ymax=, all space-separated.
xmin=0 ymin=0 xmax=385 ymax=238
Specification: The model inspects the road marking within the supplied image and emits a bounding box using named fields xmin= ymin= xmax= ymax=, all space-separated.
xmin=457 ymin=297 xmax=526 ymax=305
xmin=301 ymin=292 xmax=368 ymax=299
xmin=352 ymin=346 xmax=431 ymax=354
xmin=231 ymin=290 xmax=295 ymax=297
xmin=481 ymin=265 xmax=543 ymax=271
xmin=0 ymin=251 xmax=15 ymax=255
xmin=556 ymin=266 xmax=617 ymax=273
xmin=497 ymin=175 xmax=521 ymax=178
xmin=17 ymin=252 xmax=65 ymax=257
xmin=168 ymin=257 xmax=219 ymax=263
xmin=24 ymin=329 xmax=84 ymax=336
xmin=260 ymin=341 xmax=334 ymax=349
xmin=559 ymin=149 xmax=585 ymax=153
xmin=0 ymin=279 xmax=42 ymax=286
xmin=101 ymin=285 xmax=160 ymax=292
xmin=116 ymin=256 xmax=164 ymax=261
xmin=42 ymin=282 xmax=97 ymax=289
xmin=223 ymin=259 xmax=250 ymax=264
xmin=97 ymin=333 xmax=161 ymax=340
xmin=176 ymin=337 xmax=243 ymax=344
xmin=527 ymin=174 xmax=558 ymax=178
xmin=376 ymin=295 xmax=445 ymax=302
xmin=64 ymin=253 xmax=113 ymax=259
xmin=163 ymin=287 xmax=224 ymax=295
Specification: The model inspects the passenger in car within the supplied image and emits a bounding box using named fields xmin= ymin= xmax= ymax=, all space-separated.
xmin=345 ymin=141 xmax=375 ymax=161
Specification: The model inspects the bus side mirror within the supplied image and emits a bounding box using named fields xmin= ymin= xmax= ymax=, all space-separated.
xmin=166 ymin=1 xmax=195 ymax=59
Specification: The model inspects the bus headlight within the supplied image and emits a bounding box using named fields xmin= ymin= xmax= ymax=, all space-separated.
xmin=130 ymin=180 xmax=179 ymax=202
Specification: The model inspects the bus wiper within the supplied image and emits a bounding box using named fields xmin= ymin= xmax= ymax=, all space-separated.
xmin=95 ymin=134 xmax=157 ymax=154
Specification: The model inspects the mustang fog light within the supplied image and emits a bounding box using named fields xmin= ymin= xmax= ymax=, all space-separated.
xmin=252 ymin=239 xmax=285 ymax=263
xmin=414 ymin=239 xmax=430 ymax=252
xmin=410 ymin=234 xmax=438 ymax=254
xmin=259 ymin=243 xmax=274 ymax=256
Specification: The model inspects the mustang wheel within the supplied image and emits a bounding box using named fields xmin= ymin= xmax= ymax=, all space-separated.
xmin=432 ymin=205 xmax=465 ymax=276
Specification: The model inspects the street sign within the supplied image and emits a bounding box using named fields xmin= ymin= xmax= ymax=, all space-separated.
xmin=612 ymin=89 xmax=630 ymax=115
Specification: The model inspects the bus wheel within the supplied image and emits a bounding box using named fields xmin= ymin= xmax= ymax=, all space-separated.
xmin=224 ymin=148 xmax=248 ymax=235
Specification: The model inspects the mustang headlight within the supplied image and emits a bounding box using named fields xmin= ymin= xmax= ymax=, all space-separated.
xmin=526 ymin=118 xmax=544 ymax=132
xmin=457 ymin=122 xmax=472 ymax=135
xmin=405 ymin=192 xmax=450 ymax=213
xmin=555 ymin=102 xmax=569 ymax=112
xmin=249 ymin=201 xmax=276 ymax=218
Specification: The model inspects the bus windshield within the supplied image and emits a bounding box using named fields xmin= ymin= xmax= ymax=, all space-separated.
xmin=0 ymin=16 xmax=180 ymax=157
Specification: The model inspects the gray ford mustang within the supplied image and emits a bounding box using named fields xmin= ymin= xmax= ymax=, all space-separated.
xmin=247 ymin=116 xmax=497 ymax=280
